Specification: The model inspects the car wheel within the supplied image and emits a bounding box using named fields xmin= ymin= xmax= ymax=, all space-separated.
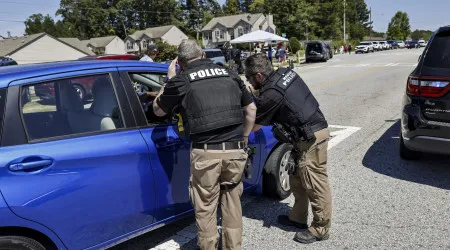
xmin=0 ymin=236 xmax=46 ymax=250
xmin=263 ymin=143 xmax=293 ymax=200
xmin=72 ymin=84 xmax=85 ymax=101
xmin=399 ymin=134 xmax=420 ymax=160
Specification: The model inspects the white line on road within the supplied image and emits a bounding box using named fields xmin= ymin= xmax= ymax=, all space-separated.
xmin=150 ymin=124 xmax=361 ymax=249
xmin=328 ymin=125 xmax=361 ymax=150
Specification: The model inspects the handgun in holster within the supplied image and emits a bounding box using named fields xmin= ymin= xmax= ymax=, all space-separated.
xmin=244 ymin=146 xmax=256 ymax=179
xmin=272 ymin=123 xmax=293 ymax=143
xmin=300 ymin=124 xmax=316 ymax=142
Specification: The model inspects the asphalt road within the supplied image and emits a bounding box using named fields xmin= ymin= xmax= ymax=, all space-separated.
xmin=111 ymin=48 xmax=450 ymax=250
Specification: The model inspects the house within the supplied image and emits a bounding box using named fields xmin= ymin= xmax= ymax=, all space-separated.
xmin=84 ymin=36 xmax=126 ymax=55
xmin=0 ymin=33 xmax=93 ymax=64
xmin=201 ymin=13 xmax=276 ymax=48
xmin=124 ymin=25 xmax=188 ymax=54
xmin=58 ymin=38 xmax=95 ymax=56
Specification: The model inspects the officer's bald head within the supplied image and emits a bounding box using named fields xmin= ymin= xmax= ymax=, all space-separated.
xmin=178 ymin=39 xmax=203 ymax=67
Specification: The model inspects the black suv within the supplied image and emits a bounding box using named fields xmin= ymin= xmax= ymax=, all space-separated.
xmin=400 ymin=25 xmax=450 ymax=159
xmin=305 ymin=41 xmax=331 ymax=63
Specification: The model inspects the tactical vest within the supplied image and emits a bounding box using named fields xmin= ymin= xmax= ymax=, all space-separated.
xmin=181 ymin=63 xmax=243 ymax=135
xmin=265 ymin=67 xmax=321 ymax=127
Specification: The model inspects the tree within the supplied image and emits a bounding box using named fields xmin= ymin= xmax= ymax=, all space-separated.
xmin=249 ymin=0 xmax=265 ymax=13
xmin=411 ymin=29 xmax=433 ymax=41
xmin=224 ymin=0 xmax=240 ymax=15
xmin=24 ymin=13 xmax=73 ymax=37
xmin=387 ymin=11 xmax=411 ymax=40
xmin=289 ymin=37 xmax=301 ymax=53
xmin=239 ymin=0 xmax=253 ymax=13
xmin=154 ymin=41 xmax=178 ymax=61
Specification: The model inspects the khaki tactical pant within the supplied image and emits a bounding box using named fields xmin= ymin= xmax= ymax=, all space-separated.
xmin=289 ymin=128 xmax=332 ymax=237
xmin=190 ymin=148 xmax=247 ymax=250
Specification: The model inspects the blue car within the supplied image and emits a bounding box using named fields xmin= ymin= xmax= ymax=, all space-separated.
xmin=0 ymin=60 xmax=292 ymax=250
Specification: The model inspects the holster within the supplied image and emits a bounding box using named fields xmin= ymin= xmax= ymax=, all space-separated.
xmin=272 ymin=123 xmax=293 ymax=143
xmin=244 ymin=146 xmax=256 ymax=179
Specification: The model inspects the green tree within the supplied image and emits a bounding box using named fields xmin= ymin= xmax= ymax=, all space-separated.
xmin=411 ymin=29 xmax=433 ymax=41
xmin=387 ymin=11 xmax=411 ymax=40
xmin=154 ymin=41 xmax=178 ymax=61
xmin=289 ymin=37 xmax=301 ymax=53
xmin=239 ymin=0 xmax=253 ymax=13
xmin=224 ymin=0 xmax=240 ymax=15
xmin=249 ymin=0 xmax=265 ymax=13
xmin=24 ymin=13 xmax=73 ymax=37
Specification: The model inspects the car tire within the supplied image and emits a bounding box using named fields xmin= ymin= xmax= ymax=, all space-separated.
xmin=399 ymin=134 xmax=420 ymax=160
xmin=0 ymin=236 xmax=46 ymax=250
xmin=72 ymin=84 xmax=85 ymax=101
xmin=263 ymin=143 xmax=293 ymax=200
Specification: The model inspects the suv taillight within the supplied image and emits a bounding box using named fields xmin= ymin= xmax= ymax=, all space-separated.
xmin=407 ymin=76 xmax=450 ymax=98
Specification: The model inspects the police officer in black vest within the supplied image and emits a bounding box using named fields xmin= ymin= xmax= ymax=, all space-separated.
xmin=245 ymin=54 xmax=332 ymax=244
xmin=153 ymin=40 xmax=256 ymax=250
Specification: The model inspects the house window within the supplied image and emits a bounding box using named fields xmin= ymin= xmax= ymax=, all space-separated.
xmin=127 ymin=41 xmax=133 ymax=50
xmin=220 ymin=30 xmax=224 ymax=39
xmin=143 ymin=40 xmax=148 ymax=49
xmin=204 ymin=32 xmax=211 ymax=40
xmin=245 ymin=26 xmax=251 ymax=34
xmin=215 ymin=30 xmax=220 ymax=40
xmin=238 ymin=28 xmax=244 ymax=37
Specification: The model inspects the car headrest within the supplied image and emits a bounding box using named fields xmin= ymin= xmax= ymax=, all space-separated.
xmin=91 ymin=77 xmax=118 ymax=117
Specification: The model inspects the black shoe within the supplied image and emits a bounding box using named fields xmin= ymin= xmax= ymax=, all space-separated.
xmin=293 ymin=230 xmax=330 ymax=244
xmin=277 ymin=215 xmax=308 ymax=229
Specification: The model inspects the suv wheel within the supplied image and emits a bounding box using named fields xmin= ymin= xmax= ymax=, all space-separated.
xmin=0 ymin=236 xmax=46 ymax=250
xmin=399 ymin=134 xmax=420 ymax=160
xmin=263 ymin=143 xmax=293 ymax=200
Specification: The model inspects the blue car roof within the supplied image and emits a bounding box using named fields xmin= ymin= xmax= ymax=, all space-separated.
xmin=0 ymin=60 xmax=169 ymax=88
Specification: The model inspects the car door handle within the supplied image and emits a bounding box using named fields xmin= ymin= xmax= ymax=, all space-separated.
xmin=155 ymin=139 xmax=184 ymax=149
xmin=9 ymin=159 xmax=53 ymax=172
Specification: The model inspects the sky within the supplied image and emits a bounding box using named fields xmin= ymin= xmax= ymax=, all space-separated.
xmin=0 ymin=0 xmax=449 ymax=37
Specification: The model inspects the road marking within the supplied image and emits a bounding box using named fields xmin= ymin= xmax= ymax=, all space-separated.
xmin=328 ymin=125 xmax=362 ymax=150
xmin=150 ymin=124 xmax=360 ymax=249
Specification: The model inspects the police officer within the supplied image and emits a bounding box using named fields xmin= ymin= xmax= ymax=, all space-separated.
xmin=245 ymin=53 xmax=332 ymax=244
xmin=153 ymin=40 xmax=256 ymax=250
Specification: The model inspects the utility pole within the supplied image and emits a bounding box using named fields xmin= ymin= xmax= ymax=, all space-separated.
xmin=343 ymin=0 xmax=346 ymax=42
xmin=369 ymin=7 xmax=372 ymax=41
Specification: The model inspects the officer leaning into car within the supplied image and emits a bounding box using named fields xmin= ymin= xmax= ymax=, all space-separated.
xmin=153 ymin=39 xmax=257 ymax=250
xmin=245 ymin=53 xmax=332 ymax=244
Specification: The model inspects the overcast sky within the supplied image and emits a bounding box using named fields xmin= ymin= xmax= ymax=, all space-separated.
xmin=0 ymin=0 xmax=448 ymax=37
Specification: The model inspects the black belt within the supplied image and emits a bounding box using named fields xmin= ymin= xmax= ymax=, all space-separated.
xmin=192 ymin=141 xmax=244 ymax=150
xmin=310 ymin=121 xmax=328 ymax=133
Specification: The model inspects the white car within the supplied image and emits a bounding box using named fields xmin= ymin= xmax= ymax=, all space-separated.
xmin=418 ymin=40 xmax=427 ymax=47
xmin=379 ymin=41 xmax=389 ymax=50
xmin=371 ymin=41 xmax=380 ymax=51
xmin=355 ymin=42 xmax=374 ymax=53
xmin=397 ymin=41 xmax=405 ymax=48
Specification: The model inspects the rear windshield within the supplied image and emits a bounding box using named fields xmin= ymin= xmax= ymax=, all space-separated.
xmin=0 ymin=88 xmax=6 ymax=142
xmin=306 ymin=43 xmax=323 ymax=53
xmin=423 ymin=30 xmax=450 ymax=69
xmin=359 ymin=42 xmax=370 ymax=46
xmin=204 ymin=51 xmax=223 ymax=58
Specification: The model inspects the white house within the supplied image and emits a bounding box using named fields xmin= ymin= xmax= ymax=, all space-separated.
xmin=0 ymin=33 xmax=93 ymax=64
xmin=84 ymin=36 xmax=126 ymax=55
xmin=201 ymin=13 xmax=276 ymax=48
xmin=124 ymin=25 xmax=188 ymax=54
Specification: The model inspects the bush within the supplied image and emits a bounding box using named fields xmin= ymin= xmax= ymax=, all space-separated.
xmin=154 ymin=41 xmax=178 ymax=62
xmin=289 ymin=37 xmax=301 ymax=54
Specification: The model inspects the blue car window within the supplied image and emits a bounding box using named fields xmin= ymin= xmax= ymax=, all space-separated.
xmin=0 ymin=88 xmax=6 ymax=142
xmin=21 ymin=74 xmax=124 ymax=141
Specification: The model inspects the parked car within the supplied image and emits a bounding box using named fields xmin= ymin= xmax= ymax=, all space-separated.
xmin=355 ymin=41 xmax=374 ymax=53
xmin=305 ymin=40 xmax=331 ymax=62
xmin=387 ymin=40 xmax=399 ymax=49
xmin=407 ymin=40 xmax=420 ymax=49
xmin=0 ymin=57 xmax=18 ymax=67
xmin=418 ymin=39 xmax=427 ymax=47
xmin=0 ymin=60 xmax=293 ymax=250
xmin=397 ymin=41 xmax=406 ymax=48
xmin=400 ymin=26 xmax=450 ymax=160
xmin=372 ymin=41 xmax=382 ymax=51
xmin=203 ymin=49 xmax=226 ymax=66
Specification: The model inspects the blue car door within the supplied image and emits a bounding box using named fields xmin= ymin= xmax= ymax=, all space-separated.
xmin=119 ymin=68 xmax=192 ymax=220
xmin=0 ymin=69 xmax=156 ymax=250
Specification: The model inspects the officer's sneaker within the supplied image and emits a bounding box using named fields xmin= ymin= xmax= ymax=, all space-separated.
xmin=293 ymin=230 xmax=330 ymax=244
xmin=277 ymin=215 xmax=308 ymax=229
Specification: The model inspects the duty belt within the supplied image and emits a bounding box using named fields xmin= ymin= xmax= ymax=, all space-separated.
xmin=192 ymin=141 xmax=244 ymax=150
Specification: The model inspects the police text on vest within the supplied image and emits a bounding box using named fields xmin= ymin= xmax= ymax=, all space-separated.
xmin=189 ymin=68 xmax=228 ymax=80
xmin=282 ymin=70 xmax=296 ymax=86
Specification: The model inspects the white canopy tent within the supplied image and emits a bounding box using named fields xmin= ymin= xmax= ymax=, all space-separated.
xmin=230 ymin=30 xmax=288 ymax=56
xmin=230 ymin=30 xmax=288 ymax=44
